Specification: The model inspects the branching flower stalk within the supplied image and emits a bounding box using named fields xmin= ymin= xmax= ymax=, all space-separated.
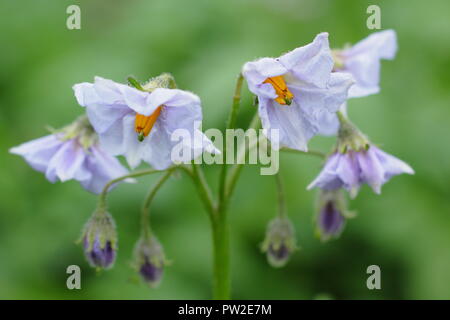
xmin=10 ymin=29 xmax=413 ymax=300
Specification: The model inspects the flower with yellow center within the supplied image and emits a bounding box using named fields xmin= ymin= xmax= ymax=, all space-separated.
xmin=135 ymin=106 xmax=162 ymax=142
xmin=73 ymin=76 xmax=219 ymax=169
xmin=263 ymin=76 xmax=294 ymax=105
xmin=242 ymin=32 xmax=354 ymax=151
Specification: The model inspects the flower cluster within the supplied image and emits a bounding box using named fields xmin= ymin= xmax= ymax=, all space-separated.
xmin=9 ymin=29 xmax=413 ymax=292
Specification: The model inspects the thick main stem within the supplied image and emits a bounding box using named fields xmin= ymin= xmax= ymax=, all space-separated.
xmin=211 ymin=207 xmax=230 ymax=299
xmin=211 ymin=73 xmax=244 ymax=300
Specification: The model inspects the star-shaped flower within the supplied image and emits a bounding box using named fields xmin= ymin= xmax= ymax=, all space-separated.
xmin=73 ymin=76 xmax=218 ymax=170
xmin=242 ymin=33 xmax=354 ymax=151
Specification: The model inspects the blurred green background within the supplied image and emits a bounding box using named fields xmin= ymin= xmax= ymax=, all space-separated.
xmin=1 ymin=0 xmax=449 ymax=299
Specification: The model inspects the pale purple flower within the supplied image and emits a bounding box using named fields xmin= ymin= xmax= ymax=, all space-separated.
xmin=335 ymin=29 xmax=397 ymax=98
xmin=10 ymin=133 xmax=129 ymax=194
xmin=308 ymin=145 xmax=414 ymax=197
xmin=318 ymin=30 xmax=398 ymax=136
xmin=242 ymin=33 xmax=354 ymax=151
xmin=73 ymin=77 xmax=218 ymax=170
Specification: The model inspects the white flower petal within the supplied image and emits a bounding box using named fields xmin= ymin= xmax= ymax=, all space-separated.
xmin=279 ymin=32 xmax=333 ymax=88
xmin=10 ymin=135 xmax=63 ymax=173
xmin=258 ymin=98 xmax=315 ymax=151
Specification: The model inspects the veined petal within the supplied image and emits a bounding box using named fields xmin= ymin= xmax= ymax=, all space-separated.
xmin=372 ymin=146 xmax=414 ymax=182
xmin=258 ymin=98 xmax=316 ymax=151
xmin=288 ymin=71 xmax=354 ymax=117
xmin=279 ymin=32 xmax=333 ymax=88
xmin=335 ymin=152 xmax=360 ymax=194
xmin=307 ymin=153 xmax=343 ymax=190
xmin=45 ymin=139 xmax=89 ymax=183
xmin=356 ymin=148 xmax=384 ymax=194
xmin=97 ymin=117 xmax=126 ymax=156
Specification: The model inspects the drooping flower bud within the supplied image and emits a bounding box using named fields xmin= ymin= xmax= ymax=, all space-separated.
xmin=261 ymin=217 xmax=297 ymax=268
xmin=133 ymin=235 xmax=166 ymax=288
xmin=315 ymin=190 xmax=354 ymax=242
xmin=80 ymin=208 xmax=117 ymax=269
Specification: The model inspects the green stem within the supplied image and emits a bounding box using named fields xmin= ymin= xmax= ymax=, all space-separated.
xmin=275 ymin=172 xmax=287 ymax=218
xmin=140 ymin=169 xmax=175 ymax=238
xmin=98 ymin=168 xmax=163 ymax=210
xmin=211 ymin=73 xmax=244 ymax=300
xmin=191 ymin=163 xmax=216 ymax=218
xmin=219 ymin=73 xmax=244 ymax=205
xmin=225 ymin=112 xmax=261 ymax=199
xmin=211 ymin=207 xmax=230 ymax=299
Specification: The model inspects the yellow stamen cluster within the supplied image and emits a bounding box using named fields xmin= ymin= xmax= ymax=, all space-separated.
xmin=135 ymin=106 xmax=162 ymax=142
xmin=263 ymin=76 xmax=294 ymax=105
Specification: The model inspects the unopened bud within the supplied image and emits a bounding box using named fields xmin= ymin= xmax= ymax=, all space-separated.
xmin=261 ymin=217 xmax=297 ymax=268
xmin=133 ymin=235 xmax=166 ymax=288
xmin=80 ymin=209 xmax=117 ymax=269
xmin=316 ymin=190 xmax=354 ymax=241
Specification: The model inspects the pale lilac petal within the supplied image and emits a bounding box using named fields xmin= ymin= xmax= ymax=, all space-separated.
xmin=288 ymin=71 xmax=353 ymax=116
xmin=258 ymin=98 xmax=316 ymax=151
xmin=10 ymin=135 xmax=63 ymax=173
xmin=345 ymin=58 xmax=380 ymax=98
xmin=161 ymin=101 xmax=202 ymax=134
xmin=317 ymin=103 xmax=347 ymax=136
xmin=345 ymin=29 xmax=397 ymax=60
xmin=80 ymin=146 xmax=129 ymax=194
xmin=356 ymin=148 xmax=384 ymax=194
xmin=142 ymin=121 xmax=174 ymax=170
xmin=242 ymin=58 xmax=287 ymax=99
xmin=97 ymin=117 xmax=126 ymax=156
xmin=122 ymin=114 xmax=145 ymax=169
xmin=148 ymin=88 xmax=201 ymax=110
xmin=307 ymin=153 xmax=342 ymax=190
xmin=45 ymin=139 xmax=89 ymax=183
xmin=372 ymin=146 xmax=414 ymax=182
xmin=279 ymin=32 xmax=333 ymax=88
xmin=85 ymin=103 xmax=131 ymax=134
xmin=342 ymin=30 xmax=397 ymax=98
xmin=335 ymin=152 xmax=360 ymax=193
xmin=73 ymin=83 xmax=98 ymax=106
xmin=73 ymin=79 xmax=131 ymax=134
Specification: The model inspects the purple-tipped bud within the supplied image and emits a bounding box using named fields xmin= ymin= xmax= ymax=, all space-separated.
xmin=133 ymin=235 xmax=166 ymax=288
xmin=83 ymin=236 xmax=115 ymax=269
xmin=316 ymin=190 xmax=353 ymax=242
xmin=261 ymin=218 xmax=297 ymax=268
xmin=80 ymin=209 xmax=117 ymax=269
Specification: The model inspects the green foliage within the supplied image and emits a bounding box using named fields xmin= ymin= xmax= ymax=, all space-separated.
xmin=1 ymin=0 xmax=449 ymax=299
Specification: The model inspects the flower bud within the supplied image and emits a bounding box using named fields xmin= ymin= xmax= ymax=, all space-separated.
xmin=133 ymin=235 xmax=166 ymax=288
xmin=261 ymin=217 xmax=297 ymax=268
xmin=80 ymin=209 xmax=117 ymax=269
xmin=316 ymin=190 xmax=354 ymax=241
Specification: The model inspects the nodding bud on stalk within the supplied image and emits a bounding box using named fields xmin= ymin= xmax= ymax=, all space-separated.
xmin=133 ymin=235 xmax=166 ymax=288
xmin=316 ymin=189 xmax=354 ymax=242
xmin=261 ymin=217 xmax=297 ymax=268
xmin=80 ymin=209 xmax=117 ymax=269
